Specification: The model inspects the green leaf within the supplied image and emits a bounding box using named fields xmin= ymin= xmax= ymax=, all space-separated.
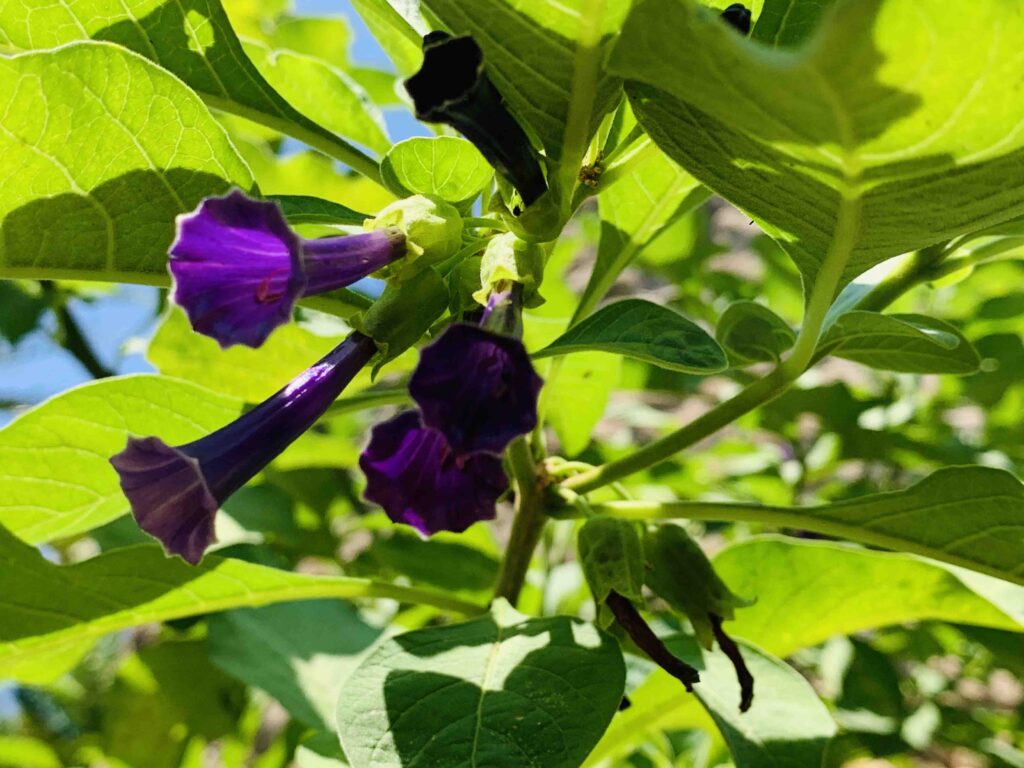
xmin=609 ymin=0 xmax=1024 ymax=295
xmin=584 ymin=537 xmax=1022 ymax=766
xmin=0 ymin=43 xmax=252 ymax=284
xmin=350 ymin=0 xmax=426 ymax=76
xmin=0 ymin=282 xmax=47 ymax=344
xmin=0 ymin=0 xmax=381 ymax=179
xmin=666 ymin=635 xmax=838 ymax=768
xmin=534 ymin=299 xmax=727 ymax=374
xmin=381 ymin=137 xmax=494 ymax=205
xmin=269 ymin=195 xmax=369 ymax=226
xmin=596 ymin=466 xmax=1024 ymax=585
xmin=716 ymin=537 xmax=1024 ymax=657
xmin=241 ymin=37 xmax=390 ymax=154
xmin=0 ymin=524 xmax=481 ymax=683
xmin=820 ymin=311 xmax=981 ymax=374
xmin=421 ymin=0 xmax=630 ymax=161
xmin=336 ymin=600 xmax=625 ymax=768
xmin=541 ymin=350 xmax=620 ymax=457
xmin=716 ymin=300 xmax=796 ymax=365
xmin=148 ymin=308 xmax=344 ymax=402
xmin=0 ymin=375 xmax=241 ymax=545
xmin=577 ymin=138 xmax=706 ymax=321
xmin=208 ymin=601 xmax=382 ymax=730
xmin=752 ymin=0 xmax=835 ymax=47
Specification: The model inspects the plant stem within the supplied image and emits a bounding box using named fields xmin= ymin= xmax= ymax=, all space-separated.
xmin=54 ymin=302 xmax=113 ymax=379
xmin=494 ymin=437 xmax=547 ymax=606
xmin=853 ymin=244 xmax=946 ymax=313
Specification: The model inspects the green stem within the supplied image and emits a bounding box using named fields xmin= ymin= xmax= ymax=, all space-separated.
xmin=46 ymin=290 xmax=113 ymax=379
xmin=462 ymin=217 xmax=508 ymax=231
xmin=206 ymin=96 xmax=384 ymax=187
xmin=852 ymin=244 xmax=946 ymax=313
xmin=561 ymin=369 xmax=791 ymax=493
xmin=494 ymin=437 xmax=547 ymax=606
xmin=584 ymin=499 xmax=1020 ymax=586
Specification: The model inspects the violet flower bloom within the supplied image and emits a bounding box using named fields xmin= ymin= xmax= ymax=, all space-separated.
xmin=360 ymin=411 xmax=508 ymax=535
xmin=111 ymin=333 xmax=377 ymax=564
xmin=170 ymin=190 xmax=406 ymax=348
xmin=404 ymin=32 xmax=547 ymax=206
xmin=410 ymin=324 xmax=543 ymax=455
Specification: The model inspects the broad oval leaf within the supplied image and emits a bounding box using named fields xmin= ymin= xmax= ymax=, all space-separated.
xmin=820 ymin=311 xmax=981 ymax=373
xmin=337 ymin=601 xmax=626 ymax=768
xmin=667 ymin=635 xmax=838 ymax=768
xmin=534 ymin=299 xmax=727 ymax=374
xmin=609 ymin=0 xmax=1024 ymax=295
xmin=0 ymin=525 xmax=478 ymax=683
xmin=0 ymin=375 xmax=241 ymax=544
xmin=381 ymin=137 xmax=494 ymax=204
xmin=716 ymin=300 xmax=796 ymax=365
xmin=241 ymin=37 xmax=390 ymax=154
xmin=269 ymin=194 xmax=369 ymax=226
xmin=0 ymin=0 xmax=379 ymax=179
xmin=0 ymin=43 xmax=252 ymax=283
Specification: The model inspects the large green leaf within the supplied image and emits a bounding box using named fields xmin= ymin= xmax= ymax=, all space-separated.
xmin=535 ymin=299 xmax=727 ymax=374
xmin=584 ymin=537 xmax=1023 ymax=766
xmin=0 ymin=375 xmax=241 ymax=545
xmin=668 ymin=635 xmax=837 ymax=768
xmin=0 ymin=43 xmax=251 ymax=283
xmin=0 ymin=0 xmax=380 ymax=178
xmin=421 ymin=0 xmax=630 ymax=162
xmin=0 ymin=526 xmax=480 ymax=683
xmin=381 ymin=137 xmax=494 ymax=205
xmin=716 ymin=537 xmax=1024 ymax=656
xmin=337 ymin=600 xmax=625 ymax=768
xmin=208 ymin=601 xmax=382 ymax=730
xmin=609 ymin=0 xmax=1024 ymax=295
xmin=594 ymin=466 xmax=1024 ymax=585
xmin=819 ymin=311 xmax=981 ymax=374
xmin=241 ymin=38 xmax=390 ymax=154
xmin=350 ymin=0 xmax=426 ymax=76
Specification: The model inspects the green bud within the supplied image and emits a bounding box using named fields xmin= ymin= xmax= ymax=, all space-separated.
xmin=352 ymin=267 xmax=449 ymax=370
xmin=578 ymin=517 xmax=644 ymax=627
xmin=642 ymin=523 xmax=753 ymax=649
xmin=472 ymin=232 xmax=545 ymax=308
xmin=366 ymin=195 xmax=463 ymax=269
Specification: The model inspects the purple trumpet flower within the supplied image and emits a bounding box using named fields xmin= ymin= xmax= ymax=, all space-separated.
xmin=170 ymin=190 xmax=406 ymax=348
xmin=111 ymin=333 xmax=377 ymax=564
xmin=359 ymin=411 xmax=508 ymax=535
xmin=410 ymin=324 xmax=543 ymax=455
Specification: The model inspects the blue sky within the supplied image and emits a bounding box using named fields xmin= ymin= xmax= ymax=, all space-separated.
xmin=0 ymin=1 xmax=422 ymax=425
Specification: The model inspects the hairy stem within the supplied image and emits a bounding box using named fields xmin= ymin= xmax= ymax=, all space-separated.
xmin=494 ymin=437 xmax=547 ymax=606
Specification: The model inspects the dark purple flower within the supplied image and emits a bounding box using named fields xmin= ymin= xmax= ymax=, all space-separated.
xmin=360 ymin=411 xmax=508 ymax=535
xmin=410 ymin=324 xmax=542 ymax=455
xmin=170 ymin=190 xmax=405 ymax=348
xmin=111 ymin=333 xmax=377 ymax=564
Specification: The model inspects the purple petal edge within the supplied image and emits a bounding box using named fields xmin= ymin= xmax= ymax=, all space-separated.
xmin=110 ymin=436 xmax=219 ymax=565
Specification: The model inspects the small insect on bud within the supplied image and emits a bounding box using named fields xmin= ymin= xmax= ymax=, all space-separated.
xmin=720 ymin=3 xmax=752 ymax=36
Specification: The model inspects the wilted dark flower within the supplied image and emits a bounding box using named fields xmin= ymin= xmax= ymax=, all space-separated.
xmin=170 ymin=190 xmax=405 ymax=348
xmin=111 ymin=333 xmax=377 ymax=564
xmin=720 ymin=3 xmax=752 ymax=35
xmin=409 ymin=324 xmax=542 ymax=455
xmin=359 ymin=411 xmax=508 ymax=535
xmin=404 ymin=32 xmax=547 ymax=206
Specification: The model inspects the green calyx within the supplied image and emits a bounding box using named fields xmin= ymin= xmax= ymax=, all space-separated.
xmin=366 ymin=194 xmax=464 ymax=272
xmin=472 ymin=232 xmax=546 ymax=309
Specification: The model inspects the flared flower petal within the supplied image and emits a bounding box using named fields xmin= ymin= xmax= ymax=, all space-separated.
xmin=110 ymin=333 xmax=377 ymax=563
xmin=404 ymin=33 xmax=547 ymax=206
xmin=410 ymin=324 xmax=542 ymax=455
xmin=360 ymin=411 xmax=508 ymax=535
xmin=170 ymin=190 xmax=406 ymax=348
